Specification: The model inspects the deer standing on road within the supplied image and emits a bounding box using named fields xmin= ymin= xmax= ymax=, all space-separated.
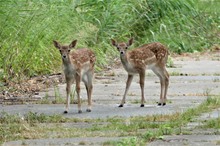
xmin=111 ymin=38 xmax=169 ymax=107
xmin=53 ymin=40 xmax=96 ymax=113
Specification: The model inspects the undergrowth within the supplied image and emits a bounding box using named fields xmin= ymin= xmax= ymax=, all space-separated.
xmin=0 ymin=0 xmax=219 ymax=81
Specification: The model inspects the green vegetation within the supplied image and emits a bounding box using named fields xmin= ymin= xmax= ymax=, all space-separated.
xmin=0 ymin=96 xmax=220 ymax=145
xmin=202 ymin=118 xmax=220 ymax=129
xmin=0 ymin=0 xmax=219 ymax=81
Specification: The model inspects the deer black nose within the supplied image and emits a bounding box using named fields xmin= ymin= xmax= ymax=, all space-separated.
xmin=120 ymin=51 xmax=124 ymax=55
xmin=63 ymin=55 xmax=66 ymax=58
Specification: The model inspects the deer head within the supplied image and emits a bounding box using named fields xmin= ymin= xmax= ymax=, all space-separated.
xmin=111 ymin=38 xmax=133 ymax=55
xmin=53 ymin=40 xmax=77 ymax=61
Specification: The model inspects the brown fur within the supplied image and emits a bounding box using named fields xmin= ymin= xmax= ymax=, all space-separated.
xmin=53 ymin=40 xmax=96 ymax=113
xmin=111 ymin=38 xmax=169 ymax=107
xmin=70 ymin=49 xmax=95 ymax=68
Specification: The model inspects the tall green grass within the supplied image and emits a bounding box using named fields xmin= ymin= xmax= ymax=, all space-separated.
xmin=0 ymin=0 xmax=219 ymax=81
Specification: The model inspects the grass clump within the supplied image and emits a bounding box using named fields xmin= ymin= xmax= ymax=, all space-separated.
xmin=0 ymin=0 xmax=219 ymax=81
xmin=202 ymin=118 xmax=220 ymax=129
xmin=24 ymin=112 xmax=67 ymax=124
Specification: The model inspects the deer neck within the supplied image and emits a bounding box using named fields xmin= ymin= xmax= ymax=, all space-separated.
xmin=62 ymin=56 xmax=76 ymax=76
xmin=62 ymin=56 xmax=71 ymax=67
xmin=120 ymin=52 xmax=138 ymax=74
xmin=120 ymin=53 xmax=130 ymax=68
xmin=120 ymin=53 xmax=127 ymax=62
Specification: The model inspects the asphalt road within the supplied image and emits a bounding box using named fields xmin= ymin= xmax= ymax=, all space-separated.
xmin=2 ymin=54 xmax=220 ymax=146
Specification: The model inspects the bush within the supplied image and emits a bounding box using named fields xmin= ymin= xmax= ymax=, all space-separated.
xmin=0 ymin=0 xmax=219 ymax=80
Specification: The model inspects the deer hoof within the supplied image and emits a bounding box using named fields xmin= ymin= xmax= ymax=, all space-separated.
xmin=140 ymin=104 xmax=144 ymax=107
xmin=157 ymin=103 xmax=166 ymax=106
xmin=118 ymin=104 xmax=123 ymax=107
xmin=157 ymin=102 xmax=162 ymax=106
xmin=78 ymin=110 xmax=82 ymax=113
xmin=86 ymin=109 xmax=91 ymax=112
xmin=64 ymin=110 xmax=68 ymax=114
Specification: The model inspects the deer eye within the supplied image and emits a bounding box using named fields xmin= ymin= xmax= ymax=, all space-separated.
xmin=68 ymin=49 xmax=71 ymax=52
xmin=125 ymin=47 xmax=128 ymax=49
xmin=117 ymin=47 xmax=120 ymax=50
xmin=59 ymin=50 xmax=62 ymax=53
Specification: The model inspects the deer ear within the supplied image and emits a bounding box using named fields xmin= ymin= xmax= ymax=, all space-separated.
xmin=111 ymin=39 xmax=117 ymax=47
xmin=53 ymin=40 xmax=61 ymax=49
xmin=127 ymin=38 xmax=133 ymax=46
xmin=69 ymin=40 xmax=77 ymax=49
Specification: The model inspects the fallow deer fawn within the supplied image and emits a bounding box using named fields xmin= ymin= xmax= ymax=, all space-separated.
xmin=53 ymin=40 xmax=96 ymax=113
xmin=111 ymin=38 xmax=169 ymax=107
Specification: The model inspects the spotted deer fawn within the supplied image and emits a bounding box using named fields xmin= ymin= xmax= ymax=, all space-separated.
xmin=53 ymin=40 xmax=96 ymax=113
xmin=111 ymin=38 xmax=169 ymax=107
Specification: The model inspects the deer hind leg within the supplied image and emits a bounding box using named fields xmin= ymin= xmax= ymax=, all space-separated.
xmin=152 ymin=67 xmax=169 ymax=106
xmin=163 ymin=68 xmax=169 ymax=103
xmin=75 ymin=74 xmax=82 ymax=113
xmin=139 ymin=71 xmax=146 ymax=107
xmin=119 ymin=74 xmax=133 ymax=107
xmin=83 ymin=71 xmax=93 ymax=112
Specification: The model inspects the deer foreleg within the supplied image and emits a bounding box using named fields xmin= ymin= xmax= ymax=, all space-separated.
xmin=119 ymin=74 xmax=133 ymax=107
xmin=64 ymin=82 xmax=71 ymax=113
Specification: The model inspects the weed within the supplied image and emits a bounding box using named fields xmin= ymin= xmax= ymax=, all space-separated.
xmin=21 ymin=142 xmax=26 ymax=145
xmin=212 ymin=77 xmax=220 ymax=82
xmin=112 ymin=93 xmax=121 ymax=96
xmin=169 ymin=71 xmax=180 ymax=76
xmin=202 ymin=118 xmax=220 ymax=129
xmin=103 ymin=141 xmax=113 ymax=146
xmin=166 ymin=56 xmax=175 ymax=68
xmin=141 ymin=131 xmax=155 ymax=141
xmin=160 ymin=124 xmax=172 ymax=135
xmin=203 ymin=88 xmax=212 ymax=97
xmin=24 ymin=112 xmax=67 ymax=124
xmin=78 ymin=141 xmax=86 ymax=145
xmin=54 ymin=86 xmax=61 ymax=101
xmin=117 ymin=137 xmax=142 ymax=146
xmin=0 ymin=0 xmax=219 ymax=81
xmin=131 ymin=99 xmax=139 ymax=104
xmin=127 ymin=92 xmax=137 ymax=96
xmin=214 ymin=73 xmax=220 ymax=76
xmin=40 ymin=94 xmax=50 ymax=104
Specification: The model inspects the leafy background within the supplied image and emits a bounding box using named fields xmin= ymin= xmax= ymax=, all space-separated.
xmin=0 ymin=0 xmax=219 ymax=81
